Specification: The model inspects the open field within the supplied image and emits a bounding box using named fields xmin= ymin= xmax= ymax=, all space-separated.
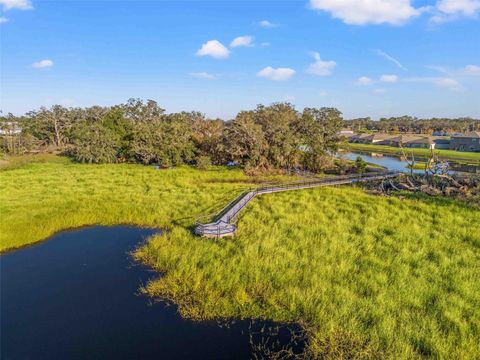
xmin=2 ymin=157 xmax=479 ymax=358
xmin=137 ymin=187 xmax=480 ymax=359
xmin=0 ymin=156 xmax=294 ymax=251
xmin=343 ymin=143 xmax=480 ymax=163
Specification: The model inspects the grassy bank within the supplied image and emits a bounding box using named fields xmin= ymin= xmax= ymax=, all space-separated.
xmin=343 ymin=143 xmax=480 ymax=163
xmin=136 ymin=188 xmax=480 ymax=359
xmin=2 ymin=157 xmax=479 ymax=358
xmin=0 ymin=156 xmax=293 ymax=251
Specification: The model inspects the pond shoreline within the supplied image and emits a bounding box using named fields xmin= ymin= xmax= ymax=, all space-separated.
xmin=1 ymin=225 xmax=306 ymax=359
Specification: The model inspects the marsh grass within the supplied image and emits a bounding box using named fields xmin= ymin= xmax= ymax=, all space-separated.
xmin=2 ymin=157 xmax=479 ymax=358
xmin=0 ymin=158 xmax=293 ymax=251
xmin=136 ymin=186 xmax=480 ymax=359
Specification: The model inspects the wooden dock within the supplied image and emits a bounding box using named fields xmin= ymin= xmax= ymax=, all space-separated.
xmin=195 ymin=171 xmax=401 ymax=238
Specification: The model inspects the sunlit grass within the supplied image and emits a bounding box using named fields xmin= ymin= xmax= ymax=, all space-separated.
xmin=0 ymin=157 xmax=293 ymax=251
xmin=2 ymin=157 xmax=479 ymax=358
xmin=136 ymin=187 xmax=480 ymax=359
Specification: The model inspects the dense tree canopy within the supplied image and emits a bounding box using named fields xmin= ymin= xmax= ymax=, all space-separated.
xmin=1 ymin=100 xmax=345 ymax=172
xmin=3 ymin=99 xmax=477 ymax=172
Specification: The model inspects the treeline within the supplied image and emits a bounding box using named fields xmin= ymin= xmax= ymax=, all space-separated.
xmin=0 ymin=99 xmax=343 ymax=172
xmin=345 ymin=116 xmax=480 ymax=134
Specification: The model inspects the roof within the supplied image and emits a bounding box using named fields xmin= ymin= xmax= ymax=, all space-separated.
xmin=405 ymin=136 xmax=434 ymax=145
xmin=372 ymin=133 xmax=397 ymax=141
xmin=452 ymin=131 xmax=480 ymax=138
xmin=387 ymin=135 xmax=423 ymax=143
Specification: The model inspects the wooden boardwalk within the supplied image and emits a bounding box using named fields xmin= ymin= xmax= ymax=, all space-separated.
xmin=195 ymin=171 xmax=400 ymax=238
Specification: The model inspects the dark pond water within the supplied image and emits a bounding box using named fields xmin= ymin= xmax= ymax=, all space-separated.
xmin=341 ymin=151 xmax=480 ymax=174
xmin=1 ymin=226 xmax=303 ymax=360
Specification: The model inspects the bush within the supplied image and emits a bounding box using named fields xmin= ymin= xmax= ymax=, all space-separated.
xmin=196 ymin=156 xmax=212 ymax=170
xmin=355 ymin=156 xmax=367 ymax=174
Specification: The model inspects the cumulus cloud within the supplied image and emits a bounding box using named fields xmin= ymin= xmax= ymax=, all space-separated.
xmin=431 ymin=0 xmax=480 ymax=22
xmin=32 ymin=59 xmax=54 ymax=68
xmin=257 ymin=66 xmax=296 ymax=81
xmin=196 ymin=40 xmax=230 ymax=59
xmin=189 ymin=72 xmax=216 ymax=79
xmin=0 ymin=16 xmax=8 ymax=23
xmin=380 ymin=74 xmax=399 ymax=83
xmin=308 ymin=0 xmax=421 ymax=25
xmin=230 ymin=36 xmax=254 ymax=48
xmin=357 ymin=76 xmax=373 ymax=85
xmin=306 ymin=52 xmax=336 ymax=76
xmin=259 ymin=20 xmax=277 ymax=28
xmin=0 ymin=0 xmax=32 ymax=10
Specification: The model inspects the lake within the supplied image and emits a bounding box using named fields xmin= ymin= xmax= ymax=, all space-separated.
xmin=0 ymin=226 xmax=303 ymax=359
xmin=341 ymin=151 xmax=480 ymax=174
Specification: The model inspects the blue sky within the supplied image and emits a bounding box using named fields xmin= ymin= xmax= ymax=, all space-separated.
xmin=1 ymin=0 xmax=479 ymax=119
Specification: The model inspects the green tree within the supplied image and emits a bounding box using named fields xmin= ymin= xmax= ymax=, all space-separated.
xmin=71 ymin=122 xmax=120 ymax=163
xmin=355 ymin=156 xmax=367 ymax=174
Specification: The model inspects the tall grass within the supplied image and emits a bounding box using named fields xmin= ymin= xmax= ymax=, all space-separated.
xmin=136 ymin=187 xmax=480 ymax=359
xmin=2 ymin=157 xmax=479 ymax=358
xmin=0 ymin=158 xmax=292 ymax=251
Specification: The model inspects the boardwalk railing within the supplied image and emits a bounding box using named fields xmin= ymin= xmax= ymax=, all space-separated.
xmin=195 ymin=171 xmax=401 ymax=238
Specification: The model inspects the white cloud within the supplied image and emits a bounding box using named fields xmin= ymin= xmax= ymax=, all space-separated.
xmin=196 ymin=40 xmax=230 ymax=59
xmin=0 ymin=16 xmax=8 ymax=23
xmin=259 ymin=20 xmax=277 ymax=28
xmin=0 ymin=0 xmax=32 ymax=10
xmin=309 ymin=0 xmax=421 ymax=25
xmin=230 ymin=36 xmax=254 ymax=48
xmin=189 ymin=72 xmax=216 ymax=79
xmin=373 ymin=88 xmax=387 ymax=94
xmin=380 ymin=74 xmax=399 ymax=83
xmin=431 ymin=0 xmax=480 ymax=22
xmin=464 ymin=64 xmax=480 ymax=75
xmin=257 ymin=66 xmax=296 ymax=81
xmin=435 ymin=77 xmax=463 ymax=91
xmin=319 ymin=90 xmax=328 ymax=96
xmin=437 ymin=0 xmax=480 ymax=15
xmin=260 ymin=42 xmax=270 ymax=47
xmin=404 ymin=76 xmax=464 ymax=91
xmin=428 ymin=64 xmax=480 ymax=76
xmin=32 ymin=59 xmax=54 ymax=68
xmin=357 ymin=76 xmax=373 ymax=85
xmin=375 ymin=49 xmax=407 ymax=70
xmin=306 ymin=52 xmax=336 ymax=76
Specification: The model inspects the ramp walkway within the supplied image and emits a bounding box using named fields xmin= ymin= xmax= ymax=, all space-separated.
xmin=195 ymin=171 xmax=400 ymax=238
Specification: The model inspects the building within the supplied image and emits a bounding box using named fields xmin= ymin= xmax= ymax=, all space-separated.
xmin=349 ymin=133 xmax=397 ymax=144
xmin=433 ymin=138 xmax=451 ymax=150
xmin=450 ymin=131 xmax=480 ymax=152
xmin=404 ymin=136 xmax=435 ymax=149
xmin=339 ymin=129 xmax=354 ymax=135
xmin=0 ymin=122 xmax=22 ymax=135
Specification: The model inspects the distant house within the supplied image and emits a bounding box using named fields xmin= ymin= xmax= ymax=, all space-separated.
xmin=349 ymin=133 xmax=396 ymax=144
xmin=404 ymin=136 xmax=435 ymax=149
xmin=0 ymin=122 xmax=22 ymax=136
xmin=433 ymin=138 xmax=451 ymax=150
xmin=450 ymin=131 xmax=480 ymax=152
xmin=339 ymin=129 xmax=354 ymax=135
